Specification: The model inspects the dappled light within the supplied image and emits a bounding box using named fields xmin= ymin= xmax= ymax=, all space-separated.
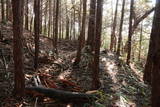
xmin=0 ymin=0 xmax=158 ymax=107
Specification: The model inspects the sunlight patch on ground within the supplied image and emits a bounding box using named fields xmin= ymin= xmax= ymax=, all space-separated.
xmin=105 ymin=61 xmax=118 ymax=83
xmin=58 ymin=70 xmax=71 ymax=80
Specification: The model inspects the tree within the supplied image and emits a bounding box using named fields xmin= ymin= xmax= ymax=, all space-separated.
xmin=71 ymin=0 xmax=76 ymax=40
xmin=117 ymin=0 xmax=125 ymax=57
xmin=110 ymin=0 xmax=119 ymax=52
xmin=44 ymin=0 xmax=48 ymax=35
xmin=65 ymin=1 xmax=70 ymax=40
xmin=87 ymin=0 xmax=96 ymax=51
xmin=92 ymin=0 xmax=103 ymax=89
xmin=25 ymin=0 xmax=29 ymax=30
xmin=126 ymin=7 xmax=154 ymax=65
xmin=54 ymin=0 xmax=59 ymax=54
xmin=126 ymin=0 xmax=134 ymax=65
xmin=138 ymin=22 xmax=143 ymax=61
xmin=6 ymin=0 xmax=10 ymax=21
xmin=34 ymin=0 xmax=40 ymax=69
xmin=1 ymin=0 xmax=5 ymax=21
xmin=12 ymin=0 xmax=25 ymax=96
xmin=48 ymin=0 xmax=52 ymax=37
xmin=74 ymin=0 xmax=87 ymax=65
xmin=148 ymin=0 xmax=160 ymax=106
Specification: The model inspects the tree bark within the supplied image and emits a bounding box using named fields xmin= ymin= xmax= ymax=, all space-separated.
xmin=25 ymin=0 xmax=29 ymax=30
xmin=1 ymin=0 xmax=5 ymax=21
xmin=65 ymin=2 xmax=70 ymax=40
xmin=150 ymin=0 xmax=160 ymax=106
xmin=74 ymin=0 xmax=87 ymax=65
xmin=6 ymin=0 xmax=10 ymax=21
xmin=126 ymin=0 xmax=134 ymax=65
xmin=48 ymin=0 xmax=52 ymax=37
xmin=12 ymin=0 xmax=25 ymax=96
xmin=110 ymin=0 xmax=119 ymax=52
xmin=54 ymin=0 xmax=59 ymax=54
xmin=92 ymin=0 xmax=103 ymax=89
xmin=138 ymin=22 xmax=143 ymax=61
xmin=44 ymin=0 xmax=48 ymax=35
xmin=117 ymin=0 xmax=125 ymax=57
xmin=86 ymin=0 xmax=96 ymax=51
xmin=25 ymin=87 xmax=97 ymax=102
xmin=34 ymin=0 xmax=40 ymax=69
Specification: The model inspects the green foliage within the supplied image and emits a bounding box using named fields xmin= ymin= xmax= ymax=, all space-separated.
xmin=96 ymin=90 xmax=108 ymax=103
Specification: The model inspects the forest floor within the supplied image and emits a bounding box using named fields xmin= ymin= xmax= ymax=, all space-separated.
xmin=0 ymin=23 xmax=151 ymax=107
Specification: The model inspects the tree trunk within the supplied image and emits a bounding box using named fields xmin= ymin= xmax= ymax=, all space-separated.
xmin=66 ymin=18 xmax=70 ymax=40
xmin=40 ymin=0 xmax=43 ymax=34
xmin=12 ymin=0 xmax=25 ymax=96
xmin=86 ymin=0 xmax=96 ymax=51
xmin=30 ymin=16 xmax=33 ymax=32
xmin=1 ymin=0 xmax=5 ymax=21
xmin=150 ymin=1 xmax=160 ymax=106
xmin=48 ymin=0 xmax=52 ymax=37
xmin=138 ymin=22 xmax=143 ymax=61
xmin=54 ymin=0 xmax=59 ymax=54
xmin=65 ymin=2 xmax=69 ymax=40
xmin=126 ymin=0 xmax=134 ymax=65
xmin=59 ymin=0 xmax=62 ymax=40
xmin=44 ymin=0 xmax=48 ymax=35
xmin=26 ymin=87 xmax=96 ymax=103
xmin=6 ymin=0 xmax=10 ymax=21
xmin=71 ymin=0 xmax=76 ymax=40
xmin=74 ymin=0 xmax=87 ymax=65
xmin=92 ymin=0 xmax=103 ymax=89
xmin=78 ymin=0 xmax=82 ymax=35
xmin=52 ymin=0 xmax=56 ymax=48
xmin=34 ymin=0 xmax=40 ymax=69
xmin=25 ymin=0 xmax=29 ymax=30
xmin=117 ymin=0 xmax=125 ymax=57
xmin=110 ymin=0 xmax=119 ymax=52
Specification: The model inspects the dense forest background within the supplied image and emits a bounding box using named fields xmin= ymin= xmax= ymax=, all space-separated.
xmin=0 ymin=0 xmax=160 ymax=107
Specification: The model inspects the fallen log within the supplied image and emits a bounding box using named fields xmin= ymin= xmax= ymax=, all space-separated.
xmin=25 ymin=87 xmax=97 ymax=103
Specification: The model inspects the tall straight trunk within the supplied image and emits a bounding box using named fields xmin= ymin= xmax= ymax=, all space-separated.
xmin=9 ymin=0 xmax=13 ymax=22
xmin=117 ymin=0 xmax=125 ymax=56
xmin=34 ymin=0 xmax=40 ymax=69
xmin=65 ymin=1 xmax=69 ymax=40
xmin=66 ymin=18 xmax=70 ymax=40
xmin=78 ymin=0 xmax=82 ymax=35
xmin=126 ymin=0 xmax=134 ymax=65
xmin=6 ymin=0 xmax=10 ymax=21
xmin=150 ymin=0 xmax=160 ymax=106
xmin=74 ymin=0 xmax=87 ymax=65
xmin=44 ymin=0 xmax=48 ymax=35
xmin=71 ymin=0 xmax=76 ymax=40
xmin=25 ymin=0 xmax=29 ymax=30
xmin=30 ymin=16 xmax=33 ymax=32
xmin=1 ymin=0 xmax=5 ymax=21
xmin=69 ymin=15 xmax=73 ymax=40
xmin=138 ymin=22 xmax=143 ymax=61
xmin=48 ymin=0 xmax=52 ymax=37
xmin=12 ymin=0 xmax=25 ymax=96
xmin=54 ymin=0 xmax=59 ymax=54
xmin=86 ymin=0 xmax=96 ymax=51
xmin=52 ymin=0 xmax=56 ymax=46
xmin=40 ymin=0 xmax=43 ymax=34
xmin=62 ymin=20 xmax=64 ymax=39
xmin=59 ymin=0 xmax=62 ymax=40
xmin=92 ymin=0 xmax=103 ymax=89
xmin=110 ymin=0 xmax=119 ymax=51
